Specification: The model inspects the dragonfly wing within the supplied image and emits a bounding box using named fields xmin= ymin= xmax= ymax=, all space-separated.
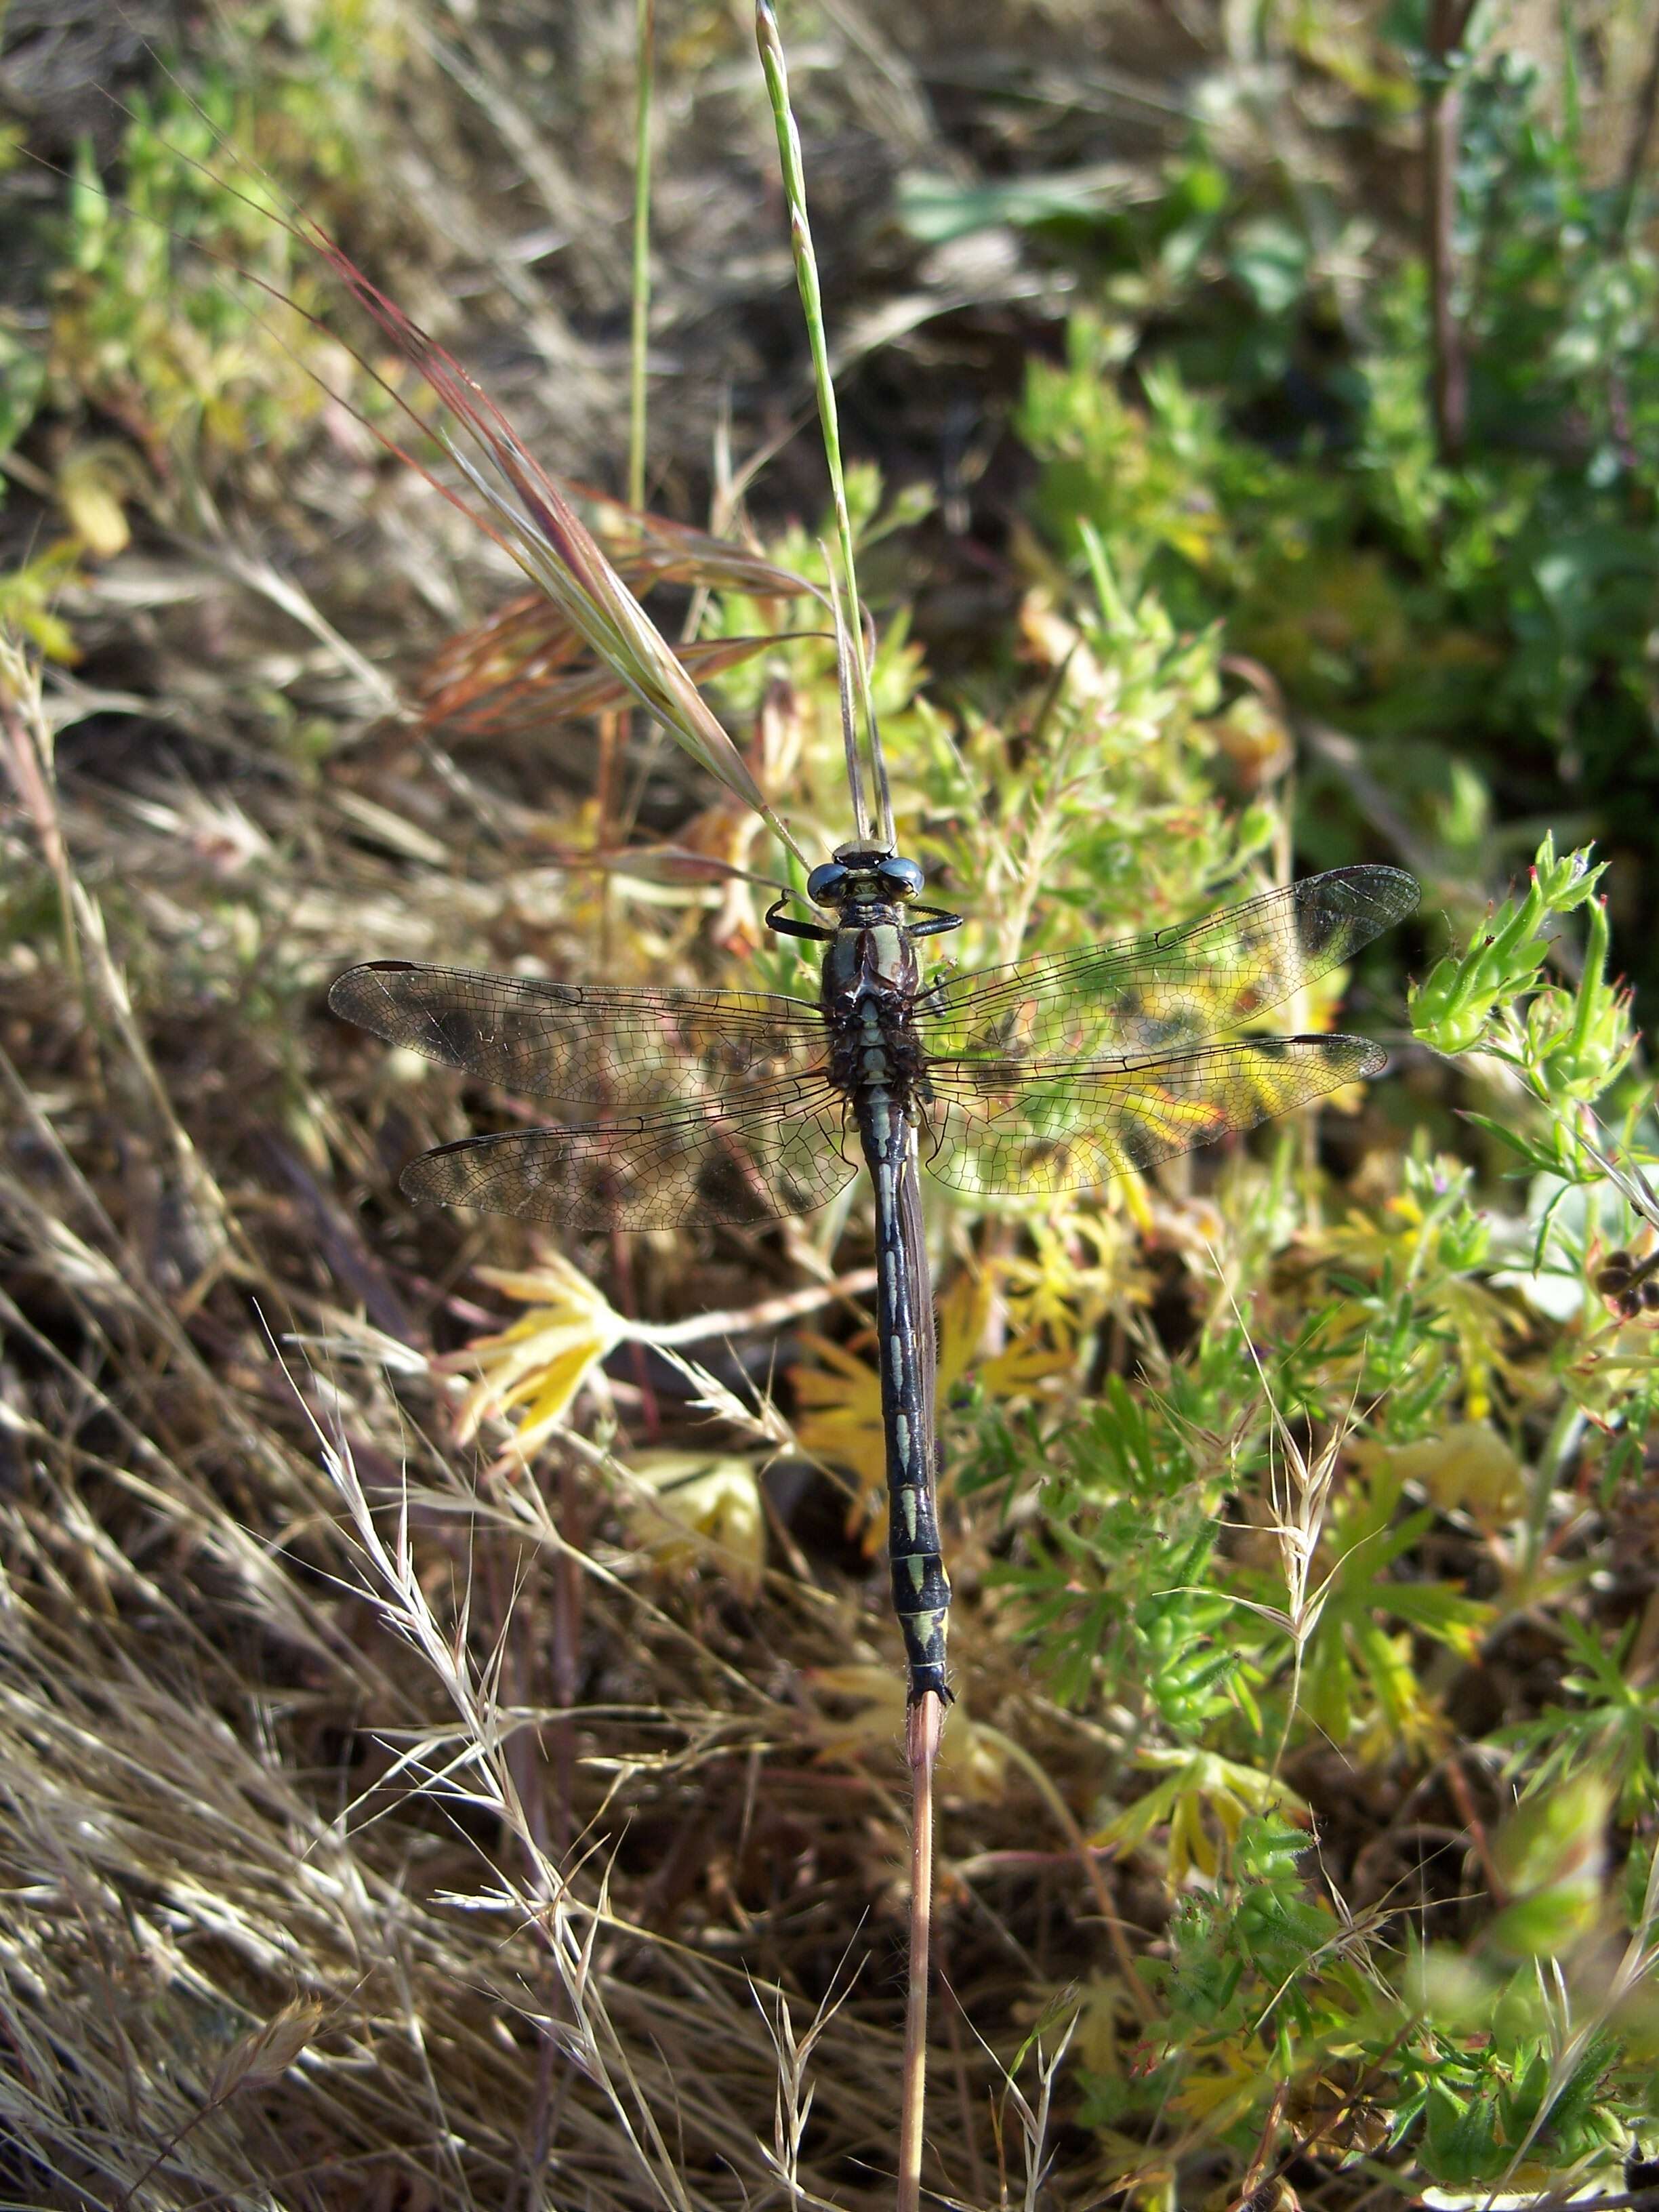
xmin=915 ymin=866 xmax=1418 ymax=1060
xmin=329 ymin=962 xmax=825 ymax=1108
xmin=398 ymin=1073 xmax=855 ymax=1229
xmin=922 ymin=1036 xmax=1387 ymax=1197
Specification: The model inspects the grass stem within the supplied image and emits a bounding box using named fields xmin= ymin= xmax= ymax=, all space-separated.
xmin=628 ymin=0 xmax=655 ymax=512
xmin=754 ymin=3 xmax=889 ymax=847
xmin=1424 ymin=0 xmax=1476 ymax=463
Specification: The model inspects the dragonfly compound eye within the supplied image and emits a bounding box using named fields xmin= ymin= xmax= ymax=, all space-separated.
xmin=880 ymin=857 xmax=926 ymax=901
xmin=806 ymin=862 xmax=848 ymax=907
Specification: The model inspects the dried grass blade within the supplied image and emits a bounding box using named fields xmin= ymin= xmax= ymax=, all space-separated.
xmin=61 ymin=124 xmax=811 ymax=859
xmin=578 ymin=495 xmax=820 ymax=600
xmin=294 ymin=224 xmax=804 ymax=857
xmin=422 ymin=628 xmax=790 ymax=744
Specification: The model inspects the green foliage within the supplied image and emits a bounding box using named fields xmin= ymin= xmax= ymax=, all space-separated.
xmin=1406 ymin=2026 xmax=1626 ymax=2190
xmin=42 ymin=17 xmax=396 ymax=506
xmin=1405 ymin=831 xmax=1658 ymax=1458
xmin=1502 ymin=1619 xmax=1659 ymax=1824
xmin=1078 ymin=1799 xmax=1655 ymax=2192
xmin=1412 ymin=836 xmax=1645 ymax=1205
xmin=0 ymin=541 xmax=84 ymax=661
xmin=0 ymin=316 xmax=45 ymax=479
xmin=987 ymin=1372 xmax=1241 ymax=1727
xmin=1488 ymin=1769 xmax=1613 ymax=1959
xmin=1294 ymin=1454 xmax=1492 ymax=1755
xmin=1017 ymin=30 xmax=1659 ymax=956
xmin=964 ymin=20 xmax=1659 ymax=2183
xmin=1158 ymin=1817 xmax=1356 ymax=2045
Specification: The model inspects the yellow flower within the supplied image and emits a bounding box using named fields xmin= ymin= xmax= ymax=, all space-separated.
xmin=1167 ymin=2032 xmax=1269 ymax=2127
xmin=1370 ymin=1420 xmax=1525 ymax=1525
xmin=58 ymin=441 xmax=138 ymax=559
xmin=791 ymin=1267 xmax=1069 ymax=1550
xmin=1092 ymin=1746 xmax=1303 ymax=1889
xmin=1000 ymin=1211 xmax=1137 ymax=1350
xmin=791 ymin=1332 xmax=886 ymax=1500
xmin=622 ymin=1450 xmax=764 ymax=1600
xmin=436 ymin=1254 xmax=627 ymax=1456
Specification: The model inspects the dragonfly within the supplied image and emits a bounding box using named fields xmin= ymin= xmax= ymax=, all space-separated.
xmin=330 ymin=853 xmax=1418 ymax=1703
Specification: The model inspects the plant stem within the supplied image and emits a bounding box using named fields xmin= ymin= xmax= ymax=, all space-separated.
xmin=898 ymin=1692 xmax=943 ymax=2212
xmin=551 ymin=1454 xmax=583 ymax=1862
xmin=1424 ymin=0 xmax=1475 ymax=463
xmin=0 ymin=640 xmax=82 ymax=994
xmin=628 ymin=0 xmax=655 ymax=512
xmin=1520 ymin=1395 xmax=1586 ymax=1591
xmin=1616 ymin=0 xmax=1659 ymax=238
xmin=638 ymin=1263 xmax=878 ymax=1344
xmin=754 ymin=2 xmax=888 ymax=846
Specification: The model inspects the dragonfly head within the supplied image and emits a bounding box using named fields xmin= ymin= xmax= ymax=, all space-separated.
xmin=808 ymin=847 xmax=926 ymax=911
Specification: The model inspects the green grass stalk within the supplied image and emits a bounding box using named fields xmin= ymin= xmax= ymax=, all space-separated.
xmin=628 ymin=0 xmax=655 ymax=512
xmin=754 ymin=2 xmax=889 ymax=846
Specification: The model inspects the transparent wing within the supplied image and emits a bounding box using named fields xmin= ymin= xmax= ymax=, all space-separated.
xmin=329 ymin=962 xmax=826 ymax=1109
xmin=922 ymin=1036 xmax=1387 ymax=1199
xmin=915 ymin=867 xmax=1418 ymax=1062
xmin=399 ymin=1073 xmax=855 ymax=1229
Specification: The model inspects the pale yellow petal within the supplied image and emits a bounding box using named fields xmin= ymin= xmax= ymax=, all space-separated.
xmin=623 ymin=1451 xmax=765 ymax=1600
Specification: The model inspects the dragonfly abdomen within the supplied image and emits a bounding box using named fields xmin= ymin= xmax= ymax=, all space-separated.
xmin=819 ymin=916 xmax=951 ymax=1700
xmin=853 ymin=1070 xmax=951 ymax=1705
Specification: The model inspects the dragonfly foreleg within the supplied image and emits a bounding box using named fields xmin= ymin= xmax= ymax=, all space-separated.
xmin=905 ymin=905 xmax=963 ymax=941
xmin=764 ymin=893 xmax=836 ymax=943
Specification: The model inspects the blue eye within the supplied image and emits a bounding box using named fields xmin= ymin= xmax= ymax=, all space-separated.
xmin=880 ymin=856 xmax=925 ymax=900
xmin=806 ymin=863 xmax=847 ymax=906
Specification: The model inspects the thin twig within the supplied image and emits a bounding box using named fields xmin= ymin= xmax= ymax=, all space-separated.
xmin=0 ymin=638 xmax=82 ymax=991
xmin=637 ymin=1265 xmax=879 ymax=1345
xmin=898 ymin=1692 xmax=943 ymax=2212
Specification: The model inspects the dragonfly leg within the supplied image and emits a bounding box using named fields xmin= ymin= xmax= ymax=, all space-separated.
xmin=765 ymin=894 xmax=835 ymax=943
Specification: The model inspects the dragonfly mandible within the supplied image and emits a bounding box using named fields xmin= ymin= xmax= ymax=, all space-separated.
xmin=330 ymin=854 xmax=1418 ymax=1702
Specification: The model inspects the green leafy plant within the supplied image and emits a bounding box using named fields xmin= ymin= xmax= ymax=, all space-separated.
xmin=1502 ymin=1618 xmax=1659 ymax=1825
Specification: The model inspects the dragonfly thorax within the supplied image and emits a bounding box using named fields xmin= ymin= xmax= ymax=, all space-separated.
xmin=823 ymin=914 xmax=928 ymax=1113
xmin=811 ymin=852 xmax=939 ymax=1104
